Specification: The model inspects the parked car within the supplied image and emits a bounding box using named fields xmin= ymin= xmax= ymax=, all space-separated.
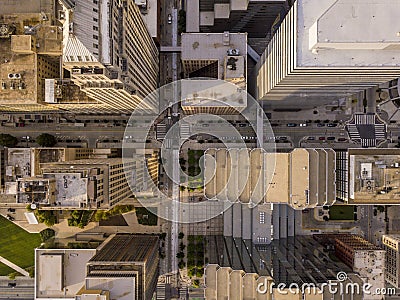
xmin=7 ymin=208 xmax=15 ymax=213
xmin=287 ymin=123 xmax=297 ymax=127
xmin=317 ymin=123 xmax=325 ymax=127
xmin=327 ymin=123 xmax=337 ymax=127
xmin=6 ymin=214 xmax=15 ymax=221
xmin=299 ymin=123 xmax=307 ymax=127
xmin=167 ymin=14 xmax=172 ymax=24
xmin=327 ymin=136 xmax=335 ymax=141
xmin=338 ymin=138 xmax=347 ymax=142
xmin=319 ymin=136 xmax=326 ymax=140
xmin=8 ymin=282 xmax=16 ymax=288
xmin=307 ymin=136 xmax=315 ymax=141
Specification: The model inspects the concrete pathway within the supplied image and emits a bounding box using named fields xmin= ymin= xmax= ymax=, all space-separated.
xmin=0 ymin=256 xmax=29 ymax=277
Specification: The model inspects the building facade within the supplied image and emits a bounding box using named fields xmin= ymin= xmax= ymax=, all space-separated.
xmin=382 ymin=234 xmax=400 ymax=288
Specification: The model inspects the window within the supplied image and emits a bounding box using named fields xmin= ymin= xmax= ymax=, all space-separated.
xmin=93 ymin=17 xmax=98 ymax=22
xmin=93 ymin=26 xmax=99 ymax=31
xmin=93 ymin=43 xmax=98 ymax=49
xmin=93 ymin=35 xmax=99 ymax=40
xmin=259 ymin=212 xmax=265 ymax=224
xmin=93 ymin=8 xmax=98 ymax=13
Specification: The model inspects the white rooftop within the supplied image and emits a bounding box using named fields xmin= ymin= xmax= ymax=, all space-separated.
xmin=298 ymin=0 xmax=400 ymax=67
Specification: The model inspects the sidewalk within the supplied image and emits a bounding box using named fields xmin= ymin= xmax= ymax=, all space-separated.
xmin=0 ymin=256 xmax=29 ymax=277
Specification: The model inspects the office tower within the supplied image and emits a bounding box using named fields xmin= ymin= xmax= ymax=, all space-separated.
xmin=382 ymin=234 xmax=400 ymax=288
xmin=0 ymin=0 xmax=159 ymax=113
xmin=256 ymin=0 xmax=400 ymax=101
xmin=24 ymin=158 xmax=134 ymax=208
xmin=336 ymin=148 xmax=400 ymax=204
xmin=0 ymin=0 xmax=62 ymax=112
xmin=86 ymin=234 xmax=159 ymax=300
xmin=131 ymin=149 xmax=159 ymax=197
xmin=315 ymin=234 xmax=385 ymax=300
xmin=35 ymin=234 xmax=159 ymax=300
xmin=180 ymin=32 xmax=247 ymax=114
xmin=204 ymin=148 xmax=336 ymax=209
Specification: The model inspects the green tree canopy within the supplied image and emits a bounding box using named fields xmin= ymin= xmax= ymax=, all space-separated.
xmin=0 ymin=133 xmax=18 ymax=147
xmin=36 ymin=133 xmax=57 ymax=147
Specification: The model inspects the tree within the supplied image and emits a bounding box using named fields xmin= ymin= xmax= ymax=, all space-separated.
xmin=36 ymin=133 xmax=57 ymax=147
xmin=40 ymin=228 xmax=55 ymax=242
xmin=176 ymin=252 xmax=185 ymax=259
xmin=178 ymin=232 xmax=184 ymax=239
xmin=0 ymin=133 xmax=18 ymax=147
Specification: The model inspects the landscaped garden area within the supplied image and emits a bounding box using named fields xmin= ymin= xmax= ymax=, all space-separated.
xmin=0 ymin=215 xmax=41 ymax=276
xmin=187 ymin=235 xmax=207 ymax=279
xmin=135 ymin=207 xmax=158 ymax=226
xmin=328 ymin=205 xmax=356 ymax=220
xmin=180 ymin=150 xmax=204 ymax=190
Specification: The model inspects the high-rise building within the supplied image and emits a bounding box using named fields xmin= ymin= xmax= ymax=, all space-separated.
xmin=0 ymin=0 xmax=159 ymax=114
xmin=315 ymin=234 xmax=385 ymax=300
xmin=204 ymin=148 xmax=336 ymax=209
xmin=256 ymin=0 xmax=400 ymax=101
xmin=181 ymin=32 xmax=247 ymax=114
xmin=382 ymin=234 xmax=400 ymax=288
xmin=35 ymin=234 xmax=159 ymax=300
xmin=336 ymin=148 xmax=400 ymax=204
xmin=29 ymin=158 xmax=135 ymax=208
xmin=86 ymin=234 xmax=159 ymax=300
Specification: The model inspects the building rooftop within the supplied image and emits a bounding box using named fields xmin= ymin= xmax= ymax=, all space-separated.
xmin=181 ymin=32 xmax=247 ymax=93
xmin=89 ymin=234 xmax=158 ymax=263
xmin=348 ymin=148 xmax=400 ymax=204
xmin=35 ymin=249 xmax=97 ymax=299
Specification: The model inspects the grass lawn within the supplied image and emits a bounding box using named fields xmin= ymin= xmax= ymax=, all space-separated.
xmin=329 ymin=205 xmax=355 ymax=220
xmin=0 ymin=215 xmax=41 ymax=275
xmin=0 ymin=262 xmax=15 ymax=276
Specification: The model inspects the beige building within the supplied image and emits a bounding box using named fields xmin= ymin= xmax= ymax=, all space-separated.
xmin=28 ymin=158 xmax=135 ymax=209
xmin=0 ymin=0 xmax=159 ymax=114
xmin=204 ymin=148 xmax=336 ymax=209
xmin=0 ymin=0 xmax=62 ymax=112
xmin=256 ymin=0 xmax=400 ymax=101
xmin=205 ymin=264 xmax=325 ymax=300
xmin=382 ymin=234 xmax=400 ymax=288
xmin=336 ymin=148 xmax=400 ymax=204
xmin=181 ymin=32 xmax=247 ymax=114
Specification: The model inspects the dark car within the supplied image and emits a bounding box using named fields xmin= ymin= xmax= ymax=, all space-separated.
xmin=6 ymin=214 xmax=15 ymax=221
xmin=319 ymin=136 xmax=326 ymax=140
xmin=338 ymin=138 xmax=347 ymax=142
xmin=239 ymin=123 xmax=246 ymax=127
xmin=327 ymin=123 xmax=337 ymax=127
xmin=8 ymin=282 xmax=16 ymax=288
xmin=307 ymin=136 xmax=315 ymax=140
xmin=7 ymin=208 xmax=15 ymax=213
xmin=287 ymin=123 xmax=297 ymax=127
xmin=317 ymin=123 xmax=325 ymax=127
xmin=327 ymin=137 xmax=335 ymax=141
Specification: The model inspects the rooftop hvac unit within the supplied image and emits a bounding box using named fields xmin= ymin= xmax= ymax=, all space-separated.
xmin=135 ymin=0 xmax=147 ymax=7
xmin=58 ymin=11 xmax=66 ymax=20
xmin=72 ymin=68 xmax=82 ymax=75
xmin=55 ymin=85 xmax=62 ymax=98
xmin=227 ymin=48 xmax=240 ymax=56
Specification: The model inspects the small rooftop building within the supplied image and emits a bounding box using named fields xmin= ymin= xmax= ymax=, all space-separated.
xmin=336 ymin=148 xmax=400 ymax=204
xmin=181 ymin=32 xmax=247 ymax=114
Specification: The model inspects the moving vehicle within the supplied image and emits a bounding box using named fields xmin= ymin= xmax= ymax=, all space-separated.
xmin=167 ymin=14 xmax=172 ymax=24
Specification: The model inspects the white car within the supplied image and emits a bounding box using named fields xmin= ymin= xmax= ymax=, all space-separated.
xmin=167 ymin=14 xmax=172 ymax=24
xmin=299 ymin=123 xmax=307 ymax=127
